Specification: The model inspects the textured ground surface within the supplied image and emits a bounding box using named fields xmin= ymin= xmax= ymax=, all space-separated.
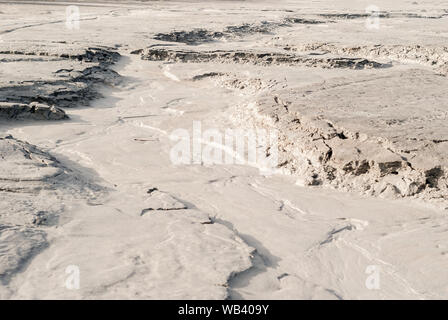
xmin=0 ymin=0 xmax=447 ymax=299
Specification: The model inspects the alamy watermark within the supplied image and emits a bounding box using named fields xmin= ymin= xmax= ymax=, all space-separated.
xmin=169 ymin=121 xmax=279 ymax=175
xmin=365 ymin=265 xmax=381 ymax=290
xmin=365 ymin=5 xmax=381 ymax=30
xmin=65 ymin=265 xmax=80 ymax=290
xmin=66 ymin=5 xmax=80 ymax=31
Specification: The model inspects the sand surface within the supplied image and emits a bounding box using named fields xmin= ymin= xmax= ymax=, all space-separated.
xmin=0 ymin=0 xmax=447 ymax=299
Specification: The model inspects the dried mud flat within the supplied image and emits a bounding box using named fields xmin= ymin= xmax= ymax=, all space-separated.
xmin=0 ymin=0 xmax=447 ymax=299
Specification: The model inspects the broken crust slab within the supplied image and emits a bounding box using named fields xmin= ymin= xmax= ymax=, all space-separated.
xmin=0 ymin=43 xmax=121 ymax=111
xmin=0 ymin=135 xmax=64 ymax=186
xmin=233 ymin=69 xmax=448 ymax=204
xmin=0 ymin=135 xmax=105 ymax=288
xmin=0 ymin=102 xmax=67 ymax=120
xmin=141 ymin=189 xmax=188 ymax=215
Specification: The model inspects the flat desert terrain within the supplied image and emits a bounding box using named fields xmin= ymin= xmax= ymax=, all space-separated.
xmin=0 ymin=0 xmax=447 ymax=299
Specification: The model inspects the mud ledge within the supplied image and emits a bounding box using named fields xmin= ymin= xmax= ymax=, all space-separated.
xmin=231 ymin=74 xmax=448 ymax=207
xmin=138 ymin=46 xmax=390 ymax=70
xmin=0 ymin=44 xmax=121 ymax=119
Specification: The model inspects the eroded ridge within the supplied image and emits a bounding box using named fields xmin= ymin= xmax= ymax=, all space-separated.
xmin=231 ymin=69 xmax=448 ymax=205
xmin=138 ymin=46 xmax=389 ymax=70
xmin=0 ymin=44 xmax=121 ymax=119
xmin=152 ymin=19 xmax=320 ymax=45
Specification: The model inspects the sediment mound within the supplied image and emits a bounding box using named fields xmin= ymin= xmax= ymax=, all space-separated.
xmin=0 ymin=44 xmax=121 ymax=117
xmin=0 ymin=135 xmax=104 ymax=284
